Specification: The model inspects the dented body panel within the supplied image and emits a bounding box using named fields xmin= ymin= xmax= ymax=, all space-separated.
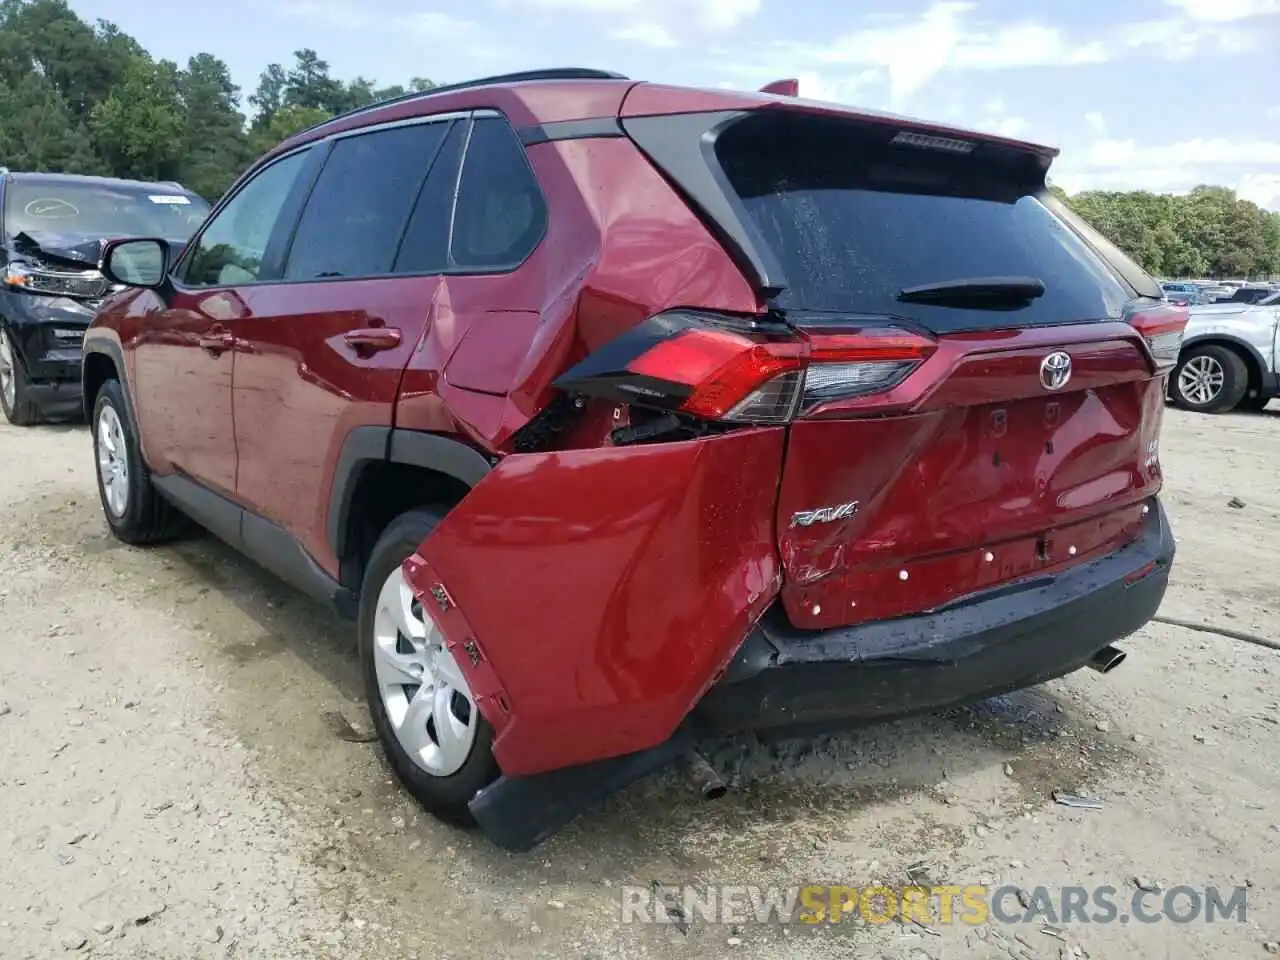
xmin=403 ymin=428 xmax=784 ymax=776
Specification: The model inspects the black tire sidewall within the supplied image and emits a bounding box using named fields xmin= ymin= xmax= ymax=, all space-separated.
xmin=358 ymin=508 xmax=498 ymax=824
xmin=1171 ymin=345 xmax=1248 ymax=413
xmin=91 ymin=380 xmax=153 ymax=537
xmin=0 ymin=328 xmax=38 ymax=426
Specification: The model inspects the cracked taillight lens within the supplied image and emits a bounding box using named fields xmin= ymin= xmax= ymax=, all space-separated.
xmin=555 ymin=312 xmax=935 ymax=425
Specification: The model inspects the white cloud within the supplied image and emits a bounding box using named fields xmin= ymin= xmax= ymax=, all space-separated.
xmin=1165 ymin=0 xmax=1280 ymax=22
xmin=793 ymin=69 xmax=881 ymax=105
xmin=1237 ymin=173 xmax=1280 ymax=210
xmin=1083 ymin=138 xmax=1280 ymax=168
xmin=712 ymin=1 xmax=1271 ymax=112
xmin=1268 ymin=106 xmax=1280 ymax=120
xmin=611 ymin=22 xmax=680 ymax=47
xmin=1085 ymin=112 xmax=1107 ymax=135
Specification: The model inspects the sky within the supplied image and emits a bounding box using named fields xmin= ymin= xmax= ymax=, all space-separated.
xmin=68 ymin=0 xmax=1280 ymax=209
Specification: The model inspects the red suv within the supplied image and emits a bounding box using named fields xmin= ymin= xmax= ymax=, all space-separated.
xmin=84 ymin=68 xmax=1182 ymax=850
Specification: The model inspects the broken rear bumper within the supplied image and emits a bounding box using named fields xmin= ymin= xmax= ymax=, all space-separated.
xmin=466 ymin=498 xmax=1172 ymax=851
xmin=697 ymin=497 xmax=1175 ymax=733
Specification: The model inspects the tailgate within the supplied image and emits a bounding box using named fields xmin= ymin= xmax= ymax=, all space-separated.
xmin=692 ymin=105 xmax=1173 ymax=630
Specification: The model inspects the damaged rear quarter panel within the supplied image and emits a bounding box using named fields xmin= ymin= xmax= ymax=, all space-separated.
xmin=402 ymin=428 xmax=785 ymax=776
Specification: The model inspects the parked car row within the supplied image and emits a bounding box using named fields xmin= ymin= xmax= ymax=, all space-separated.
xmin=3 ymin=70 xmax=1182 ymax=850
xmin=1160 ymin=278 xmax=1279 ymax=307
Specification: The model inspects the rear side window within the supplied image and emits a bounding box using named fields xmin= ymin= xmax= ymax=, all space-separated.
xmin=284 ymin=122 xmax=448 ymax=280
xmin=449 ymin=116 xmax=546 ymax=271
xmin=715 ymin=113 xmax=1139 ymax=332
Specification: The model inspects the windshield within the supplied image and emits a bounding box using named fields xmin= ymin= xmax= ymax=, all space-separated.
xmin=1262 ymin=291 xmax=1280 ymax=306
xmin=3 ymin=181 xmax=210 ymax=242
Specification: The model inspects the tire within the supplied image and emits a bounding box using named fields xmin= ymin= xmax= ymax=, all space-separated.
xmin=1237 ymin=393 xmax=1272 ymax=413
xmin=0 ymin=327 xmax=40 ymax=426
xmin=1170 ymin=344 xmax=1248 ymax=414
xmin=91 ymin=378 xmax=188 ymax=544
xmin=358 ymin=508 xmax=499 ymax=827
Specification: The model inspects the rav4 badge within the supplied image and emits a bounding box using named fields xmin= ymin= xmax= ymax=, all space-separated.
xmin=790 ymin=501 xmax=860 ymax=528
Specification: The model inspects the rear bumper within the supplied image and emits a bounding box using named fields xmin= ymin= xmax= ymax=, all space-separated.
xmin=696 ymin=498 xmax=1174 ymax=733
xmin=469 ymin=499 xmax=1173 ymax=850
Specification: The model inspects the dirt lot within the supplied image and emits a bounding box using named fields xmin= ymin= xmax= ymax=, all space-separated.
xmin=1 ymin=406 xmax=1278 ymax=960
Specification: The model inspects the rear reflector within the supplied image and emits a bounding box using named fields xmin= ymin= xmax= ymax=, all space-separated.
xmin=1126 ymin=302 xmax=1188 ymax=373
xmin=556 ymin=312 xmax=935 ymax=426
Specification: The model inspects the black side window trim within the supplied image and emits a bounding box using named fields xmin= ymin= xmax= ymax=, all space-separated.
xmin=171 ymin=145 xmax=320 ymax=288
xmin=389 ymin=117 xmax=468 ymax=274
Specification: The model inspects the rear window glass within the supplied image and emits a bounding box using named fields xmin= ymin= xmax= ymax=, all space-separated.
xmin=716 ymin=114 xmax=1141 ymax=331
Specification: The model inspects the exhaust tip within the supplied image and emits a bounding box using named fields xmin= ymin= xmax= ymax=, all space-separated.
xmin=1087 ymin=645 xmax=1126 ymax=674
xmin=680 ymin=750 xmax=728 ymax=801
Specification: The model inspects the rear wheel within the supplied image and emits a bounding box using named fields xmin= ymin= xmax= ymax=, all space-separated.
xmin=1170 ymin=345 xmax=1247 ymax=414
xmin=359 ymin=508 xmax=498 ymax=826
xmin=92 ymin=379 xmax=188 ymax=544
xmin=0 ymin=327 xmax=40 ymax=426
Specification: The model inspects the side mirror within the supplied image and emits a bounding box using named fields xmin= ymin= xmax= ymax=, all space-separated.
xmin=101 ymin=238 xmax=171 ymax=289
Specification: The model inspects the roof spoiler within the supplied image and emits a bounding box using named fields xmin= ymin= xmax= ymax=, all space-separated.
xmin=759 ymin=79 xmax=799 ymax=97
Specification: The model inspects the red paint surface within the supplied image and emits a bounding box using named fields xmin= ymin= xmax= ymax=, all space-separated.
xmin=777 ymin=324 xmax=1166 ymax=628
xmin=403 ymin=429 xmax=785 ymax=776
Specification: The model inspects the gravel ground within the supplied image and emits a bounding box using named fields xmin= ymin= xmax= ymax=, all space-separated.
xmin=1 ymin=406 xmax=1277 ymax=960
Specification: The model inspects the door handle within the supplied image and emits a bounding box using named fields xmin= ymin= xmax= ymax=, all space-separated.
xmin=343 ymin=327 xmax=402 ymax=356
xmin=198 ymin=328 xmax=235 ymax=356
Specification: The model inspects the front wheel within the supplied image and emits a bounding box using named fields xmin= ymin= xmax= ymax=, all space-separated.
xmin=1170 ymin=345 xmax=1248 ymax=414
xmin=0 ymin=327 xmax=40 ymax=425
xmin=91 ymin=379 xmax=188 ymax=544
xmin=359 ymin=508 xmax=499 ymax=826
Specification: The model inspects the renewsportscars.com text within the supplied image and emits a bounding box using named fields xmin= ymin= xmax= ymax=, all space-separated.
xmin=621 ymin=884 xmax=1248 ymax=927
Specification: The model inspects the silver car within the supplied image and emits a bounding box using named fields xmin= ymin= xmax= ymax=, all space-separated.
xmin=1170 ymin=290 xmax=1280 ymax=413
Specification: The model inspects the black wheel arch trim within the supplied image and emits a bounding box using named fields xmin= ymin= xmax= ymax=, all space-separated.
xmin=81 ymin=336 xmax=138 ymax=426
xmin=328 ymin=426 xmax=494 ymax=563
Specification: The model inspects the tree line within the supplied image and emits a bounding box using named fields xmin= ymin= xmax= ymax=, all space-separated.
xmin=0 ymin=0 xmax=434 ymax=201
xmin=0 ymin=0 xmax=1276 ymax=281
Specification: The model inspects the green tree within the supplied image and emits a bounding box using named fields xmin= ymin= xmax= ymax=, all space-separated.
xmin=284 ymin=48 xmax=343 ymax=112
xmin=176 ymin=53 xmax=251 ymax=201
xmin=0 ymin=69 xmax=100 ymax=172
xmin=88 ymin=55 xmax=184 ymax=181
xmin=248 ymin=62 xmax=286 ymax=129
xmin=247 ymin=103 xmax=330 ymax=155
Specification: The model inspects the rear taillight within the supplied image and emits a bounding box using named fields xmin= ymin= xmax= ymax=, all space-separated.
xmin=554 ymin=311 xmax=935 ymax=425
xmin=1127 ymin=302 xmax=1188 ymax=373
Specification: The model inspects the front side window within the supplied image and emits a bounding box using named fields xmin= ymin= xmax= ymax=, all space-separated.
xmin=450 ymin=116 xmax=546 ymax=270
xmin=284 ymin=122 xmax=448 ymax=281
xmin=182 ymin=150 xmax=311 ymax=288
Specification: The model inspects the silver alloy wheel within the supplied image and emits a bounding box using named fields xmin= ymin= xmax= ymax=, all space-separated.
xmin=1178 ymin=354 xmax=1225 ymax=406
xmin=96 ymin=405 xmax=130 ymax=518
xmin=372 ymin=566 xmax=478 ymax=777
xmin=0 ymin=330 xmax=15 ymax=410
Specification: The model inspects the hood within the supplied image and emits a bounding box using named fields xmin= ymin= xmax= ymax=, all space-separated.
xmin=9 ymin=230 xmax=190 ymax=271
xmin=10 ymin=230 xmax=109 ymax=268
xmin=1186 ymin=302 xmax=1264 ymax=318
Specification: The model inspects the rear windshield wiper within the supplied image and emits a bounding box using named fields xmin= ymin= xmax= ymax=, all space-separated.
xmin=897 ymin=276 xmax=1046 ymax=306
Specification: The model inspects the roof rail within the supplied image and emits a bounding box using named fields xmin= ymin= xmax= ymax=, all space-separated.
xmin=293 ymin=68 xmax=630 ymax=139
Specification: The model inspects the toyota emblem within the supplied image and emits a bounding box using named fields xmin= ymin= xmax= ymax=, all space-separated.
xmin=1040 ymin=351 xmax=1072 ymax=391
